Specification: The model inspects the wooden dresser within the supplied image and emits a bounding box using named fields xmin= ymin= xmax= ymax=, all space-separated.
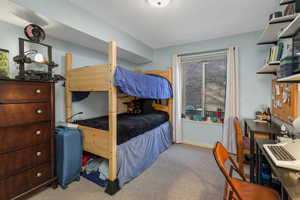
xmin=0 ymin=79 xmax=56 ymax=200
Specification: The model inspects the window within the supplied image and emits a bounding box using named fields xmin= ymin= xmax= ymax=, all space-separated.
xmin=182 ymin=51 xmax=227 ymax=123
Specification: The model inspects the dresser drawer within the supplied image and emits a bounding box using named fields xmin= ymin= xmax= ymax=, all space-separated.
xmin=0 ymin=82 xmax=51 ymax=103
xmin=0 ymin=163 xmax=51 ymax=200
xmin=0 ymin=122 xmax=52 ymax=153
xmin=0 ymin=143 xmax=50 ymax=179
xmin=0 ymin=103 xmax=51 ymax=127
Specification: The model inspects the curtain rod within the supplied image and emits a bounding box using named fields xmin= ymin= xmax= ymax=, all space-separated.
xmin=178 ymin=48 xmax=228 ymax=57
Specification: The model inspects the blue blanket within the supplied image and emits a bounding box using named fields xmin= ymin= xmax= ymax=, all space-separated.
xmin=114 ymin=67 xmax=173 ymax=99
xmin=117 ymin=121 xmax=172 ymax=187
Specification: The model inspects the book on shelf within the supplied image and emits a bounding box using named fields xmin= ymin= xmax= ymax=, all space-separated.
xmin=268 ymin=45 xmax=283 ymax=63
xmin=284 ymin=3 xmax=295 ymax=16
xmin=280 ymin=38 xmax=293 ymax=60
xmin=277 ymin=42 xmax=284 ymax=61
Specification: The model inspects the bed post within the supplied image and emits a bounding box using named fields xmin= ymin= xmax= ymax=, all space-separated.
xmin=105 ymin=41 xmax=120 ymax=195
xmin=168 ymin=67 xmax=173 ymax=123
xmin=65 ymin=53 xmax=73 ymax=122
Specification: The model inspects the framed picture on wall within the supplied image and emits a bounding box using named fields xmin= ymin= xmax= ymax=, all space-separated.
xmin=0 ymin=48 xmax=9 ymax=78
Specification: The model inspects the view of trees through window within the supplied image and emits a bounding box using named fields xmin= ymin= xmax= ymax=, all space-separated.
xmin=182 ymin=53 xmax=227 ymax=123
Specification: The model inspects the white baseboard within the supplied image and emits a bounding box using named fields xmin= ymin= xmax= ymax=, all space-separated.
xmin=182 ymin=140 xmax=214 ymax=149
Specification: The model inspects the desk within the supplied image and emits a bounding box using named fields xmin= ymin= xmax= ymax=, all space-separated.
xmin=244 ymin=119 xmax=281 ymax=182
xmin=256 ymin=139 xmax=300 ymax=200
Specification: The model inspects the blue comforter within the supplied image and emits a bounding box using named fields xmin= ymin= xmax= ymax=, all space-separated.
xmin=117 ymin=121 xmax=172 ymax=187
xmin=114 ymin=67 xmax=173 ymax=99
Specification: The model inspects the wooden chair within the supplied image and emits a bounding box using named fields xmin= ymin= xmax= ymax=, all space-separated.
xmin=234 ymin=117 xmax=250 ymax=176
xmin=213 ymin=142 xmax=280 ymax=200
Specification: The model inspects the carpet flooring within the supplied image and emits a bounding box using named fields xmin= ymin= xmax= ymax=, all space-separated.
xmin=29 ymin=144 xmax=225 ymax=200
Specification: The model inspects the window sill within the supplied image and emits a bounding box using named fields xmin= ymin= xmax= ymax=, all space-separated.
xmin=182 ymin=118 xmax=224 ymax=127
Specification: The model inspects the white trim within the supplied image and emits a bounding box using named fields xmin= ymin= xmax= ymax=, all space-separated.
xmin=182 ymin=118 xmax=223 ymax=127
xmin=181 ymin=51 xmax=227 ymax=63
xmin=173 ymin=55 xmax=183 ymax=143
xmin=182 ymin=140 xmax=214 ymax=149
xmin=202 ymin=62 xmax=207 ymax=117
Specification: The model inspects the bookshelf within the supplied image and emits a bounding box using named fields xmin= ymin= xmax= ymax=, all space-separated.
xmin=256 ymin=62 xmax=280 ymax=74
xmin=279 ymin=14 xmax=300 ymax=38
xmin=257 ymin=0 xmax=300 ymax=82
xmin=257 ymin=15 xmax=296 ymax=45
xmin=280 ymin=0 xmax=295 ymax=5
xmin=269 ymin=61 xmax=281 ymax=65
xmin=277 ymin=73 xmax=300 ymax=82
xmin=270 ymin=14 xmax=296 ymax=23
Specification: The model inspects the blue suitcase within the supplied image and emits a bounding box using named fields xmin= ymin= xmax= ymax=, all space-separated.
xmin=56 ymin=126 xmax=83 ymax=189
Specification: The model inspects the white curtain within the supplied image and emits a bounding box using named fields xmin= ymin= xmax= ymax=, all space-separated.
xmin=223 ymin=47 xmax=240 ymax=153
xmin=172 ymin=55 xmax=183 ymax=143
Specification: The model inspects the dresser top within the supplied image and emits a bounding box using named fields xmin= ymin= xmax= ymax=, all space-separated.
xmin=0 ymin=78 xmax=55 ymax=83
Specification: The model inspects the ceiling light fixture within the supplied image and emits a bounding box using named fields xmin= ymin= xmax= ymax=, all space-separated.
xmin=147 ymin=0 xmax=171 ymax=8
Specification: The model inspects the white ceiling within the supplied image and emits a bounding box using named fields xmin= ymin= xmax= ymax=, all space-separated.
xmin=69 ymin=0 xmax=279 ymax=49
xmin=0 ymin=1 xmax=35 ymax=27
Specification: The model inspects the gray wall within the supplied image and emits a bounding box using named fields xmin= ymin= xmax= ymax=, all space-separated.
xmin=0 ymin=21 xmax=137 ymax=123
xmin=182 ymin=120 xmax=223 ymax=148
xmin=140 ymin=31 xmax=273 ymax=146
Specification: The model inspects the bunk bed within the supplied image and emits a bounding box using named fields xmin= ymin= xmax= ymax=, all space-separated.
xmin=65 ymin=41 xmax=173 ymax=195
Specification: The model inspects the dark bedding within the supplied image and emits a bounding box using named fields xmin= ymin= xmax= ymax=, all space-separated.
xmin=75 ymin=111 xmax=169 ymax=145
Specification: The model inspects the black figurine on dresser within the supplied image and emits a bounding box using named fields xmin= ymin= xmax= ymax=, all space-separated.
xmin=13 ymin=38 xmax=58 ymax=81
xmin=13 ymin=24 xmax=59 ymax=81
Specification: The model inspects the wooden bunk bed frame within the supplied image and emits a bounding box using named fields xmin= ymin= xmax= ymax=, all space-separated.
xmin=65 ymin=41 xmax=173 ymax=194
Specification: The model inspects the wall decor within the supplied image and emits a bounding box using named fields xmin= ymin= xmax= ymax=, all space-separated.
xmin=0 ymin=48 xmax=9 ymax=78
xmin=272 ymin=80 xmax=298 ymax=123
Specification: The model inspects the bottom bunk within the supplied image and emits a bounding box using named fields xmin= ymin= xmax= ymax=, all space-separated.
xmin=74 ymin=113 xmax=173 ymax=192
xmin=75 ymin=110 xmax=169 ymax=145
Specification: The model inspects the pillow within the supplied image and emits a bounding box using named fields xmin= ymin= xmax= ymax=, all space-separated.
xmin=124 ymin=100 xmax=143 ymax=114
xmin=124 ymin=99 xmax=159 ymax=114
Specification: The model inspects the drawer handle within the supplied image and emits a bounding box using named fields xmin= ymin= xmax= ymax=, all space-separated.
xmin=36 ymin=152 xmax=42 ymax=157
xmin=36 ymin=109 xmax=43 ymax=115
xmin=35 ymin=130 xmax=41 ymax=135
xmin=36 ymin=172 xmax=42 ymax=177
xmin=35 ymin=89 xmax=41 ymax=94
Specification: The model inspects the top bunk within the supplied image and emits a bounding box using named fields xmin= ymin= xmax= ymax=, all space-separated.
xmin=115 ymin=67 xmax=172 ymax=99
xmin=65 ymin=41 xmax=173 ymax=99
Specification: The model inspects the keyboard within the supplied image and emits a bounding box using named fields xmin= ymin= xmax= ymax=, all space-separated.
xmin=266 ymin=145 xmax=296 ymax=161
xmin=263 ymin=141 xmax=300 ymax=171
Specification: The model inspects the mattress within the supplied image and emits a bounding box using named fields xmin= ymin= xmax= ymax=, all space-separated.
xmin=75 ymin=111 xmax=169 ymax=145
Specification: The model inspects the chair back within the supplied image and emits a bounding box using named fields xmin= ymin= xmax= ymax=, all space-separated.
xmin=213 ymin=142 xmax=244 ymax=200
xmin=234 ymin=117 xmax=244 ymax=166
